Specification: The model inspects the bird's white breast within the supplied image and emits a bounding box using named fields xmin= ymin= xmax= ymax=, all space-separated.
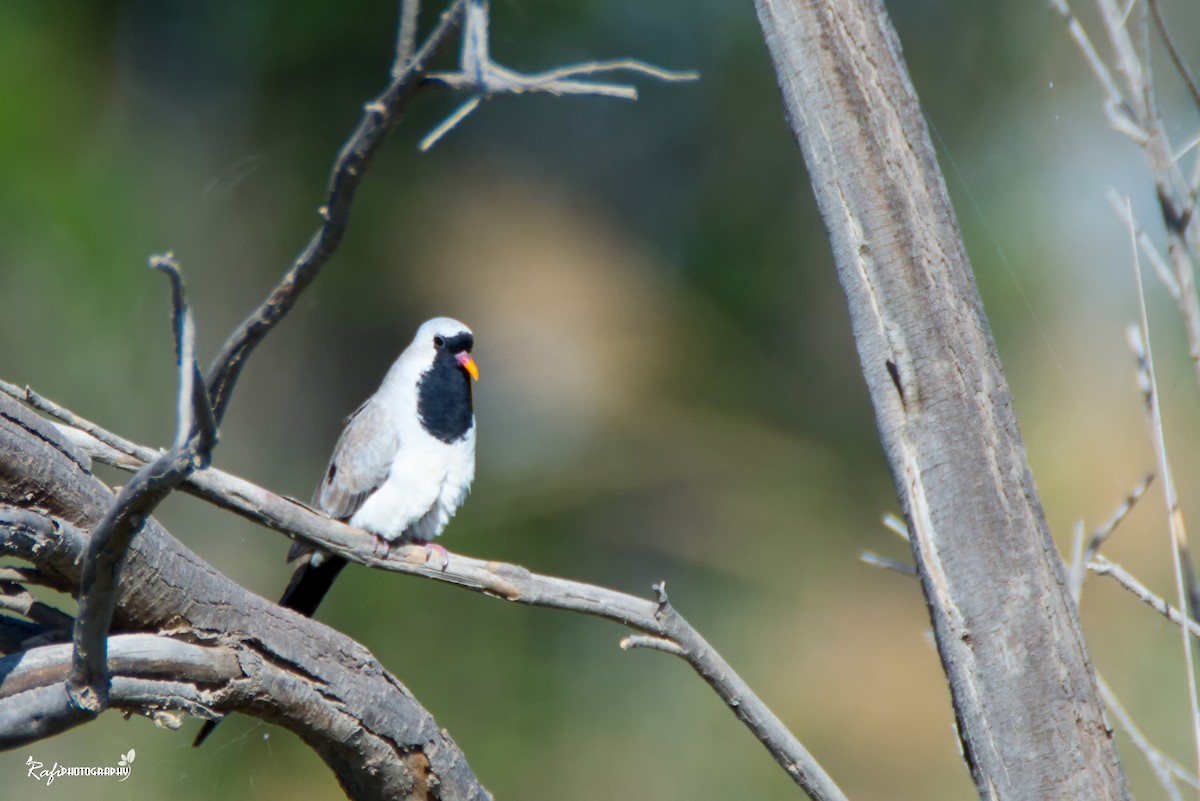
xmin=346 ymin=373 xmax=476 ymax=542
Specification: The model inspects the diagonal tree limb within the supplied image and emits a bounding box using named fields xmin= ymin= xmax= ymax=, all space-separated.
xmin=753 ymin=0 xmax=1128 ymax=796
xmin=0 ymin=396 xmax=490 ymax=800
xmin=153 ymin=255 xmax=217 ymax=457
xmin=1146 ymin=0 xmax=1200 ymax=113
xmin=417 ymin=0 xmax=697 ymax=150
xmin=395 ymin=0 xmax=422 ymax=73
xmin=11 ymin=388 xmax=847 ymax=801
xmin=0 ymin=582 xmax=73 ymax=632
xmin=203 ymin=0 xmax=467 ymax=424
xmin=66 ymin=258 xmax=217 ymax=732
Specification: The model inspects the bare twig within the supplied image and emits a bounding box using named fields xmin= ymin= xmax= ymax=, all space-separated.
xmin=0 ymin=379 xmax=140 ymax=462
xmin=1 ymin=634 xmax=241 ymax=748
xmin=1107 ymin=189 xmax=1179 ymax=299
xmin=1126 ymin=202 xmax=1200 ymax=775
xmin=881 ymin=512 xmax=910 ymax=541
xmin=1098 ymin=674 xmax=1197 ymax=800
xmin=1087 ymin=473 xmax=1153 ymax=559
xmin=1056 ymin=0 xmax=1200 ymax=384
xmin=620 ymin=634 xmax=687 ymax=659
xmin=0 ymin=583 xmax=73 ymax=632
xmin=859 ymin=550 xmax=916 ymax=576
xmin=1146 ymin=0 xmax=1200 ymax=112
xmin=1070 ymin=473 xmax=1154 ymax=600
xmin=204 ymin=0 xmax=468 ymax=423
xmin=0 ymin=497 xmax=490 ymax=798
xmin=395 ymin=0 xmax=421 ymax=72
xmin=65 ymin=258 xmax=219 ymax=738
xmin=33 ymin=399 xmax=846 ymax=801
xmin=418 ymin=0 xmax=697 ymax=150
xmin=862 ymin=515 xmax=916 ymax=574
xmin=1088 ymin=556 xmax=1200 ymax=640
xmin=152 ymin=255 xmax=217 ymax=458
xmin=0 ymin=566 xmax=54 ymax=587
xmin=1047 ymin=0 xmax=1126 ymax=111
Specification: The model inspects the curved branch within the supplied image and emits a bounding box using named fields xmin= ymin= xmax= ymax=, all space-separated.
xmin=0 ymin=393 xmax=490 ymax=801
xmin=754 ymin=0 xmax=1127 ymax=796
xmin=203 ymin=0 xmax=467 ymax=423
xmin=12 ymin=385 xmax=846 ymax=801
xmin=68 ymin=258 xmax=216 ymax=726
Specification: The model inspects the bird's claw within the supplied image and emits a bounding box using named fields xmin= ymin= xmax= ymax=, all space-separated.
xmin=413 ymin=540 xmax=449 ymax=571
xmin=371 ymin=533 xmax=391 ymax=559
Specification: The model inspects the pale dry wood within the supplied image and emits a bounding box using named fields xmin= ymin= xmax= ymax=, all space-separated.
xmin=752 ymin=0 xmax=1129 ymax=797
xmin=204 ymin=0 xmax=468 ymax=422
xmin=67 ymin=256 xmax=217 ymax=727
xmin=0 ymin=393 xmax=490 ymax=801
xmin=418 ymin=0 xmax=697 ymax=150
xmin=15 ymin=388 xmax=845 ymax=801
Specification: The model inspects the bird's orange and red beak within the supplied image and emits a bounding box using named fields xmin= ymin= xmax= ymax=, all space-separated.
xmin=455 ymin=351 xmax=480 ymax=381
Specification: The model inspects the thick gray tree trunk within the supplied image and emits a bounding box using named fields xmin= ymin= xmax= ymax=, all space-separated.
xmin=751 ymin=0 xmax=1131 ymax=798
xmin=0 ymin=393 xmax=490 ymax=801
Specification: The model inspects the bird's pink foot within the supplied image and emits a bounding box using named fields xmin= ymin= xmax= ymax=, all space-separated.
xmin=370 ymin=533 xmax=391 ymax=559
xmin=412 ymin=539 xmax=449 ymax=571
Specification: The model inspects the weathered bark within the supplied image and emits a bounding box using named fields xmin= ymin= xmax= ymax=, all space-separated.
xmin=0 ymin=393 xmax=490 ymax=801
xmin=751 ymin=0 xmax=1130 ymax=798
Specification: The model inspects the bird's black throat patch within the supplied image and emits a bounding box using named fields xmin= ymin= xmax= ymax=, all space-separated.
xmin=416 ymin=335 xmax=474 ymax=443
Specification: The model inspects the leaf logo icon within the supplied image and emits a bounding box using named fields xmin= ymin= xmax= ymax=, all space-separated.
xmin=119 ymin=749 xmax=136 ymax=766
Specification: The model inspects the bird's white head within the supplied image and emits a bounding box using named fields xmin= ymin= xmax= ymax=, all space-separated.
xmin=409 ymin=317 xmax=479 ymax=381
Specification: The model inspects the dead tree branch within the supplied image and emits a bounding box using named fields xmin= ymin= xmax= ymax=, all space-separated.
xmin=751 ymin=0 xmax=1129 ymax=796
xmin=203 ymin=0 xmax=467 ymax=423
xmin=1089 ymin=556 xmax=1200 ymax=640
xmin=1052 ymin=0 xmax=1200 ymax=386
xmin=417 ymin=0 xmax=697 ymax=150
xmin=62 ymin=256 xmax=216 ymax=738
xmin=0 ymin=394 xmax=490 ymax=800
xmin=6 ymin=385 xmax=847 ymax=801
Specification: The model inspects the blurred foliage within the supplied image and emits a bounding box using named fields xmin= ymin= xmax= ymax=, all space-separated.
xmin=3 ymin=1 xmax=1200 ymax=799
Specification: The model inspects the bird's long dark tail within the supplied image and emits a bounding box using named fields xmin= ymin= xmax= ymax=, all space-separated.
xmin=192 ymin=555 xmax=348 ymax=747
xmin=277 ymin=555 xmax=348 ymax=617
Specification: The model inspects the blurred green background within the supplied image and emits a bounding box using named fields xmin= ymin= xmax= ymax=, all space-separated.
xmin=3 ymin=0 xmax=1200 ymax=799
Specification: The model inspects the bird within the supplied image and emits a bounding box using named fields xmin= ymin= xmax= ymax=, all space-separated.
xmin=193 ymin=316 xmax=479 ymax=747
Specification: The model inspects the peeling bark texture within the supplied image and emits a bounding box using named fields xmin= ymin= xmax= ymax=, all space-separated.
xmin=0 ymin=393 xmax=490 ymax=801
xmin=751 ymin=0 xmax=1130 ymax=798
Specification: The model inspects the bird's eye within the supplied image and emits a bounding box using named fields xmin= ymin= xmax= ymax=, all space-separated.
xmin=433 ymin=335 xmax=445 ymax=349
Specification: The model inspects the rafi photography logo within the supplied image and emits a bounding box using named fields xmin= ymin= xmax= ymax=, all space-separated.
xmin=25 ymin=749 xmax=135 ymax=786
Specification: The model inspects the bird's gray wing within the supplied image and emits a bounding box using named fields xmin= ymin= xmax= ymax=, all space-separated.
xmin=288 ymin=399 xmax=398 ymax=562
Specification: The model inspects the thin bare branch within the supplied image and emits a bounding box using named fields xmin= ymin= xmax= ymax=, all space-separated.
xmin=1107 ymin=188 xmax=1179 ymax=299
xmin=1047 ymin=0 xmax=1126 ymax=109
xmin=151 ymin=254 xmax=217 ymax=457
xmin=881 ymin=512 xmax=910 ymax=541
xmin=1071 ymin=473 xmax=1154 ymax=600
xmin=1088 ymin=556 xmax=1200 ymax=640
xmin=395 ymin=0 xmax=421 ymax=73
xmin=0 ymin=583 xmax=73 ymax=632
xmin=859 ymin=550 xmax=917 ymax=576
xmin=39 ymin=401 xmax=846 ymax=801
xmin=1146 ymin=0 xmax=1200 ymax=111
xmin=1 ymin=634 xmax=241 ymax=749
xmin=204 ymin=0 xmax=468 ymax=423
xmin=0 ymin=566 xmax=54 ymax=587
xmin=0 ymin=380 xmax=141 ymax=462
xmin=1058 ymin=0 xmax=1200 ymax=384
xmin=620 ymin=634 xmax=687 ymax=659
xmin=67 ymin=260 xmax=219 ymax=729
xmin=1098 ymin=674 xmax=1197 ymax=800
xmin=1087 ymin=473 xmax=1153 ymax=558
xmin=418 ymin=0 xmax=697 ymax=150
xmin=1125 ymin=209 xmax=1200 ymax=773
